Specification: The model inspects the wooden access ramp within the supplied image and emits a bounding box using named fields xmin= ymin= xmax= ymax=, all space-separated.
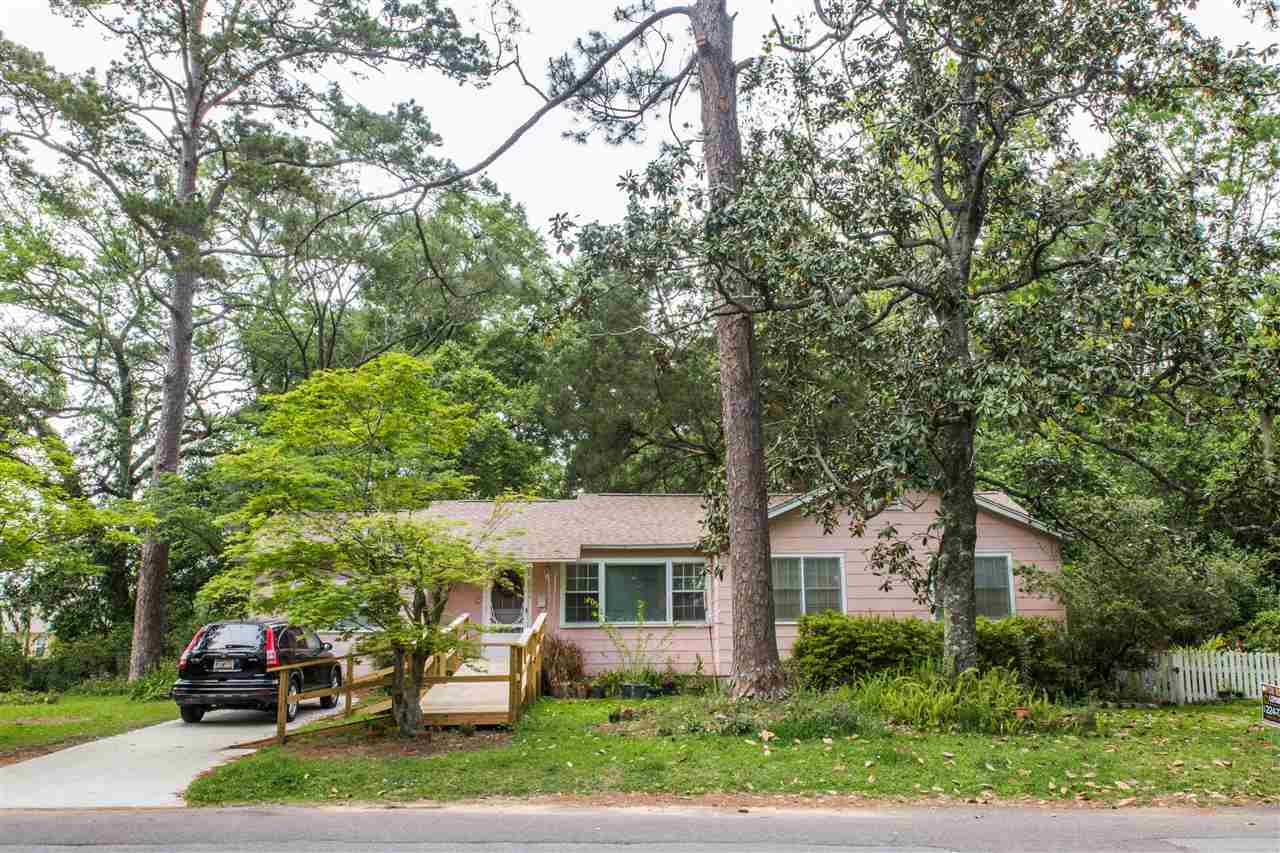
xmin=421 ymin=612 xmax=546 ymax=726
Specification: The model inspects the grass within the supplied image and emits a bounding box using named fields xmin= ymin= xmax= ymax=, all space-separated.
xmin=186 ymin=696 xmax=1280 ymax=806
xmin=0 ymin=694 xmax=177 ymax=764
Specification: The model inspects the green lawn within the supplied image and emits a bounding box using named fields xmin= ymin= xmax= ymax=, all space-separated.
xmin=0 ymin=695 xmax=177 ymax=763
xmin=186 ymin=697 xmax=1280 ymax=806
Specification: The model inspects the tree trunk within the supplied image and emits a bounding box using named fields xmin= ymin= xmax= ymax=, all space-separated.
xmin=391 ymin=649 xmax=428 ymax=738
xmin=934 ymin=288 xmax=979 ymax=676
xmin=129 ymin=29 xmax=203 ymax=679
xmin=692 ymin=0 xmax=784 ymax=697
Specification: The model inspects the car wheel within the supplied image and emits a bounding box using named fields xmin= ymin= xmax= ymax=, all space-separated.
xmin=285 ymin=675 xmax=301 ymax=722
xmin=319 ymin=667 xmax=341 ymax=710
xmin=179 ymin=705 xmax=205 ymax=724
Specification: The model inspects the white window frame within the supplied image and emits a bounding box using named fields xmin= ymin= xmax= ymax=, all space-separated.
xmin=771 ymin=553 xmax=847 ymax=624
xmin=974 ymin=552 xmax=1017 ymax=618
xmin=559 ymin=558 xmax=710 ymax=628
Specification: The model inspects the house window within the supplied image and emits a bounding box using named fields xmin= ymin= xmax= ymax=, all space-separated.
xmin=975 ymin=554 xmax=1015 ymax=619
xmin=672 ymin=562 xmax=707 ymax=622
xmin=771 ymin=555 xmax=844 ymax=621
xmin=564 ymin=562 xmax=600 ymax=624
xmin=604 ymin=562 xmax=667 ymax=622
xmin=561 ymin=559 xmax=708 ymax=626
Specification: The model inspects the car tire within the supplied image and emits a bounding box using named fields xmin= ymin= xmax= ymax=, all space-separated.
xmin=285 ymin=675 xmax=301 ymax=722
xmin=319 ymin=667 xmax=341 ymax=710
xmin=179 ymin=705 xmax=205 ymax=724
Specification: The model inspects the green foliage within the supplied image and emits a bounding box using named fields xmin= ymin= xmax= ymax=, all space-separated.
xmin=1240 ymin=610 xmax=1280 ymax=652
xmin=194 ymin=570 xmax=255 ymax=623
xmin=128 ymin=660 xmax=179 ymax=702
xmin=218 ymin=353 xmax=527 ymax=736
xmin=845 ymin=666 xmax=1091 ymax=736
xmin=1021 ymin=515 xmax=1249 ymax=681
xmin=790 ymin=612 xmax=1079 ymax=697
xmin=790 ymin=613 xmax=940 ymax=691
xmin=0 ymin=635 xmax=25 ymax=692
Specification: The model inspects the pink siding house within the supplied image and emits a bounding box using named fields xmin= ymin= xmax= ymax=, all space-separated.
xmin=423 ymin=492 xmax=1063 ymax=677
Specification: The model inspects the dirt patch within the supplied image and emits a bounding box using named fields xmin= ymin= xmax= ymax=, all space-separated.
xmin=0 ymin=738 xmax=92 ymax=768
xmin=288 ymin=727 xmax=511 ymax=760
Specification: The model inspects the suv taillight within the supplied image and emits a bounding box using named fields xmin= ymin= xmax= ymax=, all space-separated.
xmin=178 ymin=626 xmax=207 ymax=673
xmin=265 ymin=626 xmax=279 ymax=668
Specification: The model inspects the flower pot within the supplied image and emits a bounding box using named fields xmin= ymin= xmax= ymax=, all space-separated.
xmin=620 ymin=683 xmax=648 ymax=700
xmin=589 ymin=685 xmax=606 ymax=699
xmin=1013 ymin=707 xmax=1029 ymax=720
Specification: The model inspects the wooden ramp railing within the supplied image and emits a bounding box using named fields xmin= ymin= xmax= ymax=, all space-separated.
xmin=505 ymin=612 xmax=547 ymax=724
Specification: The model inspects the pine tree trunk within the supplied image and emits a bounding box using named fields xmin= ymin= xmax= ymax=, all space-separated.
xmin=129 ymin=20 xmax=203 ymax=679
xmin=693 ymin=0 xmax=784 ymax=697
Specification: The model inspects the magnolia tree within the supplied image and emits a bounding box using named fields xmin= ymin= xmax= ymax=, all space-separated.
xmin=218 ymin=352 xmax=525 ymax=737
xmin=702 ymin=0 xmax=1230 ymax=674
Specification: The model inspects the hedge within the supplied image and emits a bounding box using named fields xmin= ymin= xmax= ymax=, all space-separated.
xmin=790 ymin=612 xmax=1077 ymax=696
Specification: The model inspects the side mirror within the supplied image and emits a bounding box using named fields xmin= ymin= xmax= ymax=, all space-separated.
xmin=322 ymin=642 xmax=333 ymax=651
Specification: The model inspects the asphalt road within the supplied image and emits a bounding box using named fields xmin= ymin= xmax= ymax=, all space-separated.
xmin=0 ymin=804 xmax=1276 ymax=852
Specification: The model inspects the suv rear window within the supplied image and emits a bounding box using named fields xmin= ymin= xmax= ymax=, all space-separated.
xmin=201 ymin=623 xmax=264 ymax=650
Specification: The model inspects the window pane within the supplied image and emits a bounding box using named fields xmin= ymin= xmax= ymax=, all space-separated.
xmin=803 ymin=556 xmax=841 ymax=615
xmin=975 ymin=556 xmax=1012 ymax=619
xmin=672 ymin=562 xmax=705 ymax=591
xmin=604 ymin=563 xmax=667 ymax=622
xmin=566 ymin=563 xmax=599 ymax=593
xmin=564 ymin=563 xmax=599 ymax=624
xmin=672 ymin=562 xmax=706 ymax=621
xmin=564 ymin=593 xmax=596 ymax=624
xmin=772 ymin=558 xmax=803 ymax=621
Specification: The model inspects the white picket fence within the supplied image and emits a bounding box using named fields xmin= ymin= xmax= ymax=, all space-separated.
xmin=1119 ymin=651 xmax=1280 ymax=704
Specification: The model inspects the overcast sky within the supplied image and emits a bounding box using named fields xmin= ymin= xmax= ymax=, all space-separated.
xmin=1 ymin=1 xmax=1273 ymax=238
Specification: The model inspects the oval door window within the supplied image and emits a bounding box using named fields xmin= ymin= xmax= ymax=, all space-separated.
xmin=490 ymin=569 xmax=525 ymax=625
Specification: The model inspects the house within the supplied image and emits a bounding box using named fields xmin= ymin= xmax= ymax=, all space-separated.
xmin=420 ymin=491 xmax=1064 ymax=677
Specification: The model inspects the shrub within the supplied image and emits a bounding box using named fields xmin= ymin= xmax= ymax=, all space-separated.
xmin=976 ymin=616 xmax=1078 ymax=697
xmin=1241 ymin=610 xmax=1280 ymax=652
xmin=128 ymin=659 xmax=178 ymax=701
xmin=541 ymin=633 xmax=586 ymax=693
xmin=790 ymin=612 xmax=1077 ymax=696
xmin=0 ymin=635 xmax=27 ymax=692
xmin=790 ymin=613 xmax=940 ymax=691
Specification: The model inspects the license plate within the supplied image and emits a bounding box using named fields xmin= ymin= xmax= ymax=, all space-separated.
xmin=212 ymin=658 xmax=238 ymax=672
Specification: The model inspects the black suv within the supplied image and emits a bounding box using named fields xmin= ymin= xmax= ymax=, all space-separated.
xmin=171 ymin=620 xmax=341 ymax=724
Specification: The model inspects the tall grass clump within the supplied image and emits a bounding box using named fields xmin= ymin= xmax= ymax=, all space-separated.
xmin=845 ymin=664 xmax=1093 ymax=735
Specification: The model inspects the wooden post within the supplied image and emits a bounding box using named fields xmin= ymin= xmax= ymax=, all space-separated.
xmin=344 ymin=652 xmax=354 ymax=717
xmin=508 ymin=645 xmax=522 ymax=724
xmin=276 ymin=669 xmax=288 ymax=745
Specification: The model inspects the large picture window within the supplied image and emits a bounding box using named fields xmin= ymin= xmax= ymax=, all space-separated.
xmin=771 ymin=555 xmax=844 ymax=621
xmin=561 ymin=559 xmax=709 ymax=626
xmin=975 ymin=554 xmax=1015 ymax=619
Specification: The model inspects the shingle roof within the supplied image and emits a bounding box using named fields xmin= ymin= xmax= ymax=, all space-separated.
xmin=416 ymin=494 xmax=712 ymax=561
xmin=416 ymin=489 xmax=1056 ymax=562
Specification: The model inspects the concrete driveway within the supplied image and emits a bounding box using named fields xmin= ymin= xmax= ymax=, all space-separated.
xmin=0 ymin=702 xmax=344 ymax=809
